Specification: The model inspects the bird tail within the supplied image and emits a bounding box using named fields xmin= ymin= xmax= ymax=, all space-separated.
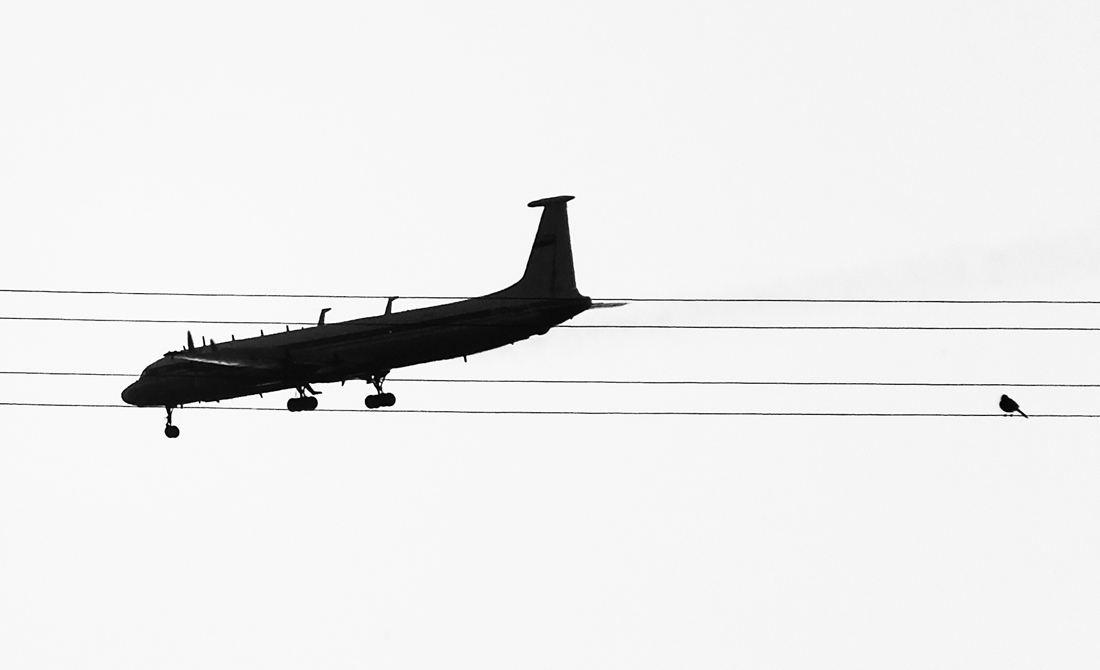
xmin=1017 ymin=409 xmax=1029 ymax=419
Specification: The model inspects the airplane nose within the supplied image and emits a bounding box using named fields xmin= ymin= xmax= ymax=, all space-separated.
xmin=121 ymin=380 xmax=141 ymax=406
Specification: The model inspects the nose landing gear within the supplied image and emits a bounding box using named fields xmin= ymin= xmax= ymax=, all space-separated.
xmin=364 ymin=373 xmax=396 ymax=408
xmin=164 ymin=406 xmax=180 ymax=438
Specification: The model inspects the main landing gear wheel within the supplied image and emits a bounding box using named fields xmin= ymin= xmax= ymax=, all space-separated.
xmin=287 ymin=387 xmax=320 ymax=412
xmin=364 ymin=373 xmax=396 ymax=409
xmin=164 ymin=406 xmax=180 ymax=438
xmin=287 ymin=396 xmax=319 ymax=412
xmin=364 ymin=393 xmax=396 ymax=409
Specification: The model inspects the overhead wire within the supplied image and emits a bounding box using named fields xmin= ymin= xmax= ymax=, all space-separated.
xmin=4 ymin=287 xmax=1097 ymax=330
xmin=1 ymin=287 xmax=1100 ymax=303
xmin=1 ymin=401 xmax=1097 ymax=417
xmin=0 ymin=315 xmax=1098 ymax=330
xmin=2 ymin=370 xmax=1098 ymax=388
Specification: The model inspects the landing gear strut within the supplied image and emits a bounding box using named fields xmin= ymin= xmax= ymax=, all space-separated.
xmin=287 ymin=384 xmax=320 ymax=412
xmin=364 ymin=373 xmax=396 ymax=409
xmin=164 ymin=406 xmax=180 ymax=438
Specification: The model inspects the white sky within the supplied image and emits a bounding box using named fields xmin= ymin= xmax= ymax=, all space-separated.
xmin=2 ymin=1 xmax=1099 ymax=667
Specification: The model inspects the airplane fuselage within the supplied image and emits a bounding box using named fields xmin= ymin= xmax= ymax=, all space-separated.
xmin=121 ymin=293 xmax=590 ymax=407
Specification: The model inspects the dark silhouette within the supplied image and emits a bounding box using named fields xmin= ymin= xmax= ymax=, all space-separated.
xmin=999 ymin=394 xmax=1028 ymax=418
xmin=122 ymin=196 xmax=595 ymax=438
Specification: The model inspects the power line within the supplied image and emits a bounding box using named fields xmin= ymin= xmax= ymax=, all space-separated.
xmin=1 ymin=288 xmax=1099 ymax=304
xmin=3 ymin=370 xmax=1099 ymax=388
xmin=1 ymin=316 xmax=1098 ymax=330
xmin=1 ymin=401 xmax=1097 ymax=417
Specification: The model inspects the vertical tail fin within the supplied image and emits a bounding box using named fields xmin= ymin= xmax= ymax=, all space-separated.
xmin=502 ymin=195 xmax=583 ymax=299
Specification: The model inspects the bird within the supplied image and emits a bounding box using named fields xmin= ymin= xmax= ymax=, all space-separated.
xmin=999 ymin=394 xmax=1028 ymax=418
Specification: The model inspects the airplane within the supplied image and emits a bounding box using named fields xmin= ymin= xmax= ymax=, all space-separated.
xmin=122 ymin=195 xmax=607 ymax=438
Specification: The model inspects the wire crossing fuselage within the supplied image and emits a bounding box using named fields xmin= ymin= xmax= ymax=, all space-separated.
xmin=121 ymin=195 xmax=591 ymax=409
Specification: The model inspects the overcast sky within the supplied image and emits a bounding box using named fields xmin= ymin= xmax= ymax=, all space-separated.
xmin=2 ymin=1 xmax=1099 ymax=667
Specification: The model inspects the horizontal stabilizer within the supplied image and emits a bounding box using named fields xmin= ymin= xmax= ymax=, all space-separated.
xmin=589 ymin=301 xmax=628 ymax=310
xmin=528 ymin=195 xmax=575 ymax=208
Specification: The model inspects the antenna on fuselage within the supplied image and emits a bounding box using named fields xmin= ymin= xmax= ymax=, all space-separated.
xmin=318 ymin=308 xmax=331 ymax=326
xmin=385 ymin=297 xmax=397 ymax=315
xmin=187 ymin=331 xmax=194 ymax=350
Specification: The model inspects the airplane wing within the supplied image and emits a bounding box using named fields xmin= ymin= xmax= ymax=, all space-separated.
xmin=168 ymin=353 xmax=284 ymax=370
xmin=589 ymin=301 xmax=628 ymax=309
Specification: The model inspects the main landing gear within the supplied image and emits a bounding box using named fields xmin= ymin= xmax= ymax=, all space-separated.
xmin=164 ymin=406 xmax=180 ymax=439
xmin=287 ymin=384 xmax=320 ymax=412
xmin=364 ymin=373 xmax=396 ymax=409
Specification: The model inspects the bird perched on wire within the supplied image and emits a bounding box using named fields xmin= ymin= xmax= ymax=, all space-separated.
xmin=999 ymin=394 xmax=1028 ymax=418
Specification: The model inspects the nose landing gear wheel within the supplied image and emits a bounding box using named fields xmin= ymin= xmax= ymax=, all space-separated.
xmin=164 ymin=406 xmax=180 ymax=438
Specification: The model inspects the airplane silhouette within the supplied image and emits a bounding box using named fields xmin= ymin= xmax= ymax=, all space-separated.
xmin=122 ymin=196 xmax=603 ymax=437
